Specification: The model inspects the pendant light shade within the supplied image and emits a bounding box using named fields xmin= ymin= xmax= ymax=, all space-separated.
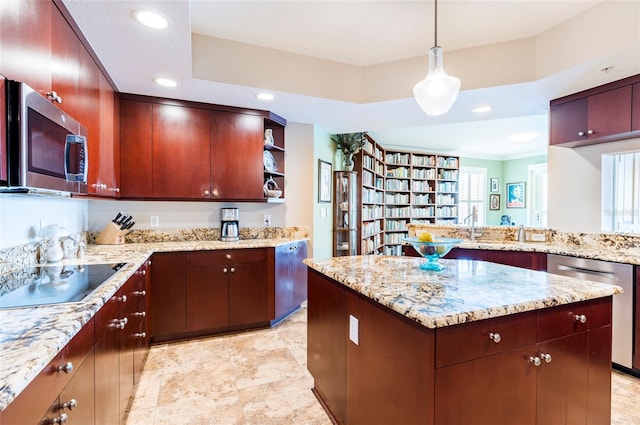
xmin=413 ymin=0 xmax=460 ymax=116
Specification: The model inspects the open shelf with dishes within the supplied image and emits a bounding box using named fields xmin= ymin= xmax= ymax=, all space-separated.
xmin=263 ymin=114 xmax=286 ymax=202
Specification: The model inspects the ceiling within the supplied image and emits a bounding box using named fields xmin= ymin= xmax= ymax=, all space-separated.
xmin=63 ymin=0 xmax=640 ymax=160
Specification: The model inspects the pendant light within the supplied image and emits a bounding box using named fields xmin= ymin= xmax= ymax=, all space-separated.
xmin=413 ymin=0 xmax=460 ymax=116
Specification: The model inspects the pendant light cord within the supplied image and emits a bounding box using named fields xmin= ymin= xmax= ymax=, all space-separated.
xmin=434 ymin=0 xmax=438 ymax=47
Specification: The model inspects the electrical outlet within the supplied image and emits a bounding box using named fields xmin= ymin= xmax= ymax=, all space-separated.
xmin=530 ymin=233 xmax=546 ymax=242
xmin=264 ymin=214 xmax=271 ymax=227
xmin=150 ymin=216 xmax=160 ymax=227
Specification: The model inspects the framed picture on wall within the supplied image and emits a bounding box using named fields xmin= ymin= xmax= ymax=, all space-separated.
xmin=318 ymin=160 xmax=332 ymax=203
xmin=506 ymin=182 xmax=525 ymax=208
xmin=490 ymin=178 xmax=499 ymax=193
xmin=489 ymin=194 xmax=500 ymax=210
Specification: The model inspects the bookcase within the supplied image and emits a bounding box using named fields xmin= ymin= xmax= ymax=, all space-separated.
xmin=354 ymin=136 xmax=385 ymax=255
xmin=352 ymin=137 xmax=460 ymax=256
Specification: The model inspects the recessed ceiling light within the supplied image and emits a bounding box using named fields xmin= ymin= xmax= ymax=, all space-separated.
xmin=472 ymin=105 xmax=492 ymax=113
xmin=256 ymin=93 xmax=275 ymax=101
xmin=132 ymin=10 xmax=170 ymax=30
xmin=509 ymin=132 xmax=538 ymax=143
xmin=155 ymin=78 xmax=177 ymax=88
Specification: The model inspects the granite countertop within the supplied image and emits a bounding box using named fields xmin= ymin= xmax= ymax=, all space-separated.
xmin=453 ymin=241 xmax=640 ymax=265
xmin=304 ymin=255 xmax=622 ymax=329
xmin=0 ymin=237 xmax=307 ymax=412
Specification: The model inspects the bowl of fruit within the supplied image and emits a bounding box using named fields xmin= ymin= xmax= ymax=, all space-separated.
xmin=404 ymin=233 xmax=463 ymax=271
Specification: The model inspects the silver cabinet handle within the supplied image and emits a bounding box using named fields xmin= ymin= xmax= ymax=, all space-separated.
xmin=46 ymin=91 xmax=62 ymax=103
xmin=225 ymin=254 xmax=232 ymax=260
xmin=134 ymin=332 xmax=146 ymax=338
xmin=51 ymin=413 xmax=68 ymax=424
xmin=57 ymin=362 xmax=73 ymax=374
xmin=230 ymin=267 xmax=235 ymax=273
xmin=133 ymin=290 xmax=146 ymax=296
xmin=540 ymin=353 xmax=552 ymax=363
xmin=115 ymin=295 xmax=127 ymax=303
xmin=203 ymin=190 xmax=210 ymax=196
xmin=223 ymin=268 xmax=228 ymax=273
xmin=578 ymin=131 xmax=585 ymax=137
xmin=574 ymin=314 xmax=587 ymax=323
xmin=488 ymin=332 xmax=501 ymax=343
xmin=133 ymin=311 xmax=146 ymax=317
xmin=60 ymin=399 xmax=77 ymax=411
xmin=587 ymin=129 xmax=594 ymax=135
xmin=529 ymin=356 xmax=541 ymax=367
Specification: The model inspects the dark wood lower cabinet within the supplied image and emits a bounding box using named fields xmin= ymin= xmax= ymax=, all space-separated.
xmin=151 ymin=248 xmax=279 ymax=342
xmin=307 ymin=269 xmax=613 ymax=425
xmin=56 ymin=348 xmax=95 ymax=425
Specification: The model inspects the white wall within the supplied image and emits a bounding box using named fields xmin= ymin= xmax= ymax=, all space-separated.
xmin=312 ymin=126 xmax=335 ymax=259
xmin=0 ymin=196 xmax=88 ymax=249
xmin=548 ymin=138 xmax=640 ymax=232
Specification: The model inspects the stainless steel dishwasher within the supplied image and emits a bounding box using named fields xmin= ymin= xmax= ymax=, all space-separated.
xmin=547 ymin=254 xmax=633 ymax=370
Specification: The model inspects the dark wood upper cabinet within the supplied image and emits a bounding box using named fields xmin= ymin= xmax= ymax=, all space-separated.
xmin=118 ymin=94 xmax=285 ymax=201
xmin=120 ymin=100 xmax=153 ymax=198
xmin=632 ymin=83 xmax=640 ymax=131
xmin=550 ymin=74 xmax=640 ymax=147
xmin=1 ymin=75 xmax=6 ymax=182
xmin=211 ymin=111 xmax=264 ymax=200
xmin=152 ymin=104 xmax=211 ymax=199
xmin=0 ymin=0 xmax=53 ymax=95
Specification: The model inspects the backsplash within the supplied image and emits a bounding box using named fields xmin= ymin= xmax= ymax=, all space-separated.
xmin=407 ymin=224 xmax=640 ymax=251
xmin=0 ymin=227 xmax=309 ymax=274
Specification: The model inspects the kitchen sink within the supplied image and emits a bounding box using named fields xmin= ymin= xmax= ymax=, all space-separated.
xmin=0 ymin=263 xmax=126 ymax=309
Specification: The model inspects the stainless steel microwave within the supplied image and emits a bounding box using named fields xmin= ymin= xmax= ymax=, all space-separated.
xmin=2 ymin=80 xmax=88 ymax=195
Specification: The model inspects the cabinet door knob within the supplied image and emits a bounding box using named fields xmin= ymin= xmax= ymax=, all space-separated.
xmin=230 ymin=267 xmax=235 ymax=273
xmin=61 ymin=398 xmax=77 ymax=411
xmin=578 ymin=131 xmax=586 ymax=137
xmin=133 ymin=311 xmax=146 ymax=317
xmin=223 ymin=268 xmax=228 ymax=273
xmin=134 ymin=332 xmax=147 ymax=338
xmin=115 ymin=295 xmax=127 ymax=303
xmin=488 ymin=332 xmax=501 ymax=343
xmin=51 ymin=413 xmax=68 ymax=424
xmin=225 ymin=254 xmax=232 ymax=260
xmin=540 ymin=353 xmax=552 ymax=363
xmin=133 ymin=290 xmax=146 ymax=296
xmin=587 ymin=129 xmax=594 ymax=135
xmin=46 ymin=91 xmax=62 ymax=103
xmin=574 ymin=314 xmax=587 ymax=323
xmin=57 ymin=362 xmax=73 ymax=374
xmin=529 ymin=356 xmax=541 ymax=367
xmin=203 ymin=190 xmax=210 ymax=196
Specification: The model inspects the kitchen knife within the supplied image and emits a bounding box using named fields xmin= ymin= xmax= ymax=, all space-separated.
xmin=123 ymin=221 xmax=135 ymax=231
xmin=120 ymin=216 xmax=134 ymax=230
xmin=112 ymin=212 xmax=123 ymax=223
xmin=118 ymin=214 xmax=130 ymax=226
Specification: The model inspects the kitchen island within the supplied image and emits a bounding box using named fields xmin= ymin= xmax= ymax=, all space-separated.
xmin=305 ymin=255 xmax=622 ymax=425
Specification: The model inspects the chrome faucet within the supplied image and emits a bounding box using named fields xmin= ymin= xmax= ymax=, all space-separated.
xmin=463 ymin=206 xmax=479 ymax=241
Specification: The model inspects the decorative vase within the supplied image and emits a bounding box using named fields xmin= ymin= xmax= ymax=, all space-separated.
xmin=343 ymin=153 xmax=354 ymax=171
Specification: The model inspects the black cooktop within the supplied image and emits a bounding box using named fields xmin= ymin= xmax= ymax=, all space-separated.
xmin=0 ymin=263 xmax=127 ymax=309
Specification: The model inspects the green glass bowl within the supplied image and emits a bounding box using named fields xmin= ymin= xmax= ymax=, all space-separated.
xmin=404 ymin=237 xmax=463 ymax=271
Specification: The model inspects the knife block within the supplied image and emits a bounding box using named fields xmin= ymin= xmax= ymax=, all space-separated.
xmin=95 ymin=222 xmax=126 ymax=245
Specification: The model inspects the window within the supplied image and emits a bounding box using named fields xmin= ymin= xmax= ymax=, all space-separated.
xmin=604 ymin=152 xmax=640 ymax=233
xmin=458 ymin=167 xmax=486 ymax=225
xmin=528 ymin=163 xmax=548 ymax=228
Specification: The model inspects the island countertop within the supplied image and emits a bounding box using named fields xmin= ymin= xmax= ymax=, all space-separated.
xmin=304 ymin=255 xmax=622 ymax=329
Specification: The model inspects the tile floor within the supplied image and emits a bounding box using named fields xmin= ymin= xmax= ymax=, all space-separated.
xmin=126 ymin=305 xmax=640 ymax=425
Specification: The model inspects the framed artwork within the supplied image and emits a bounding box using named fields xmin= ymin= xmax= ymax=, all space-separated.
xmin=490 ymin=178 xmax=499 ymax=193
xmin=489 ymin=194 xmax=500 ymax=210
xmin=318 ymin=159 xmax=332 ymax=203
xmin=506 ymin=182 xmax=525 ymax=208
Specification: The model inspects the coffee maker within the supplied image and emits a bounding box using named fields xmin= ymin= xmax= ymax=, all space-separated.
xmin=220 ymin=208 xmax=239 ymax=242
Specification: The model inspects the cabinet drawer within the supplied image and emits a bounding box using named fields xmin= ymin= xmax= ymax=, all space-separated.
xmin=537 ymin=298 xmax=611 ymax=341
xmin=187 ymin=249 xmax=267 ymax=265
xmin=435 ymin=311 xmax=537 ymax=367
